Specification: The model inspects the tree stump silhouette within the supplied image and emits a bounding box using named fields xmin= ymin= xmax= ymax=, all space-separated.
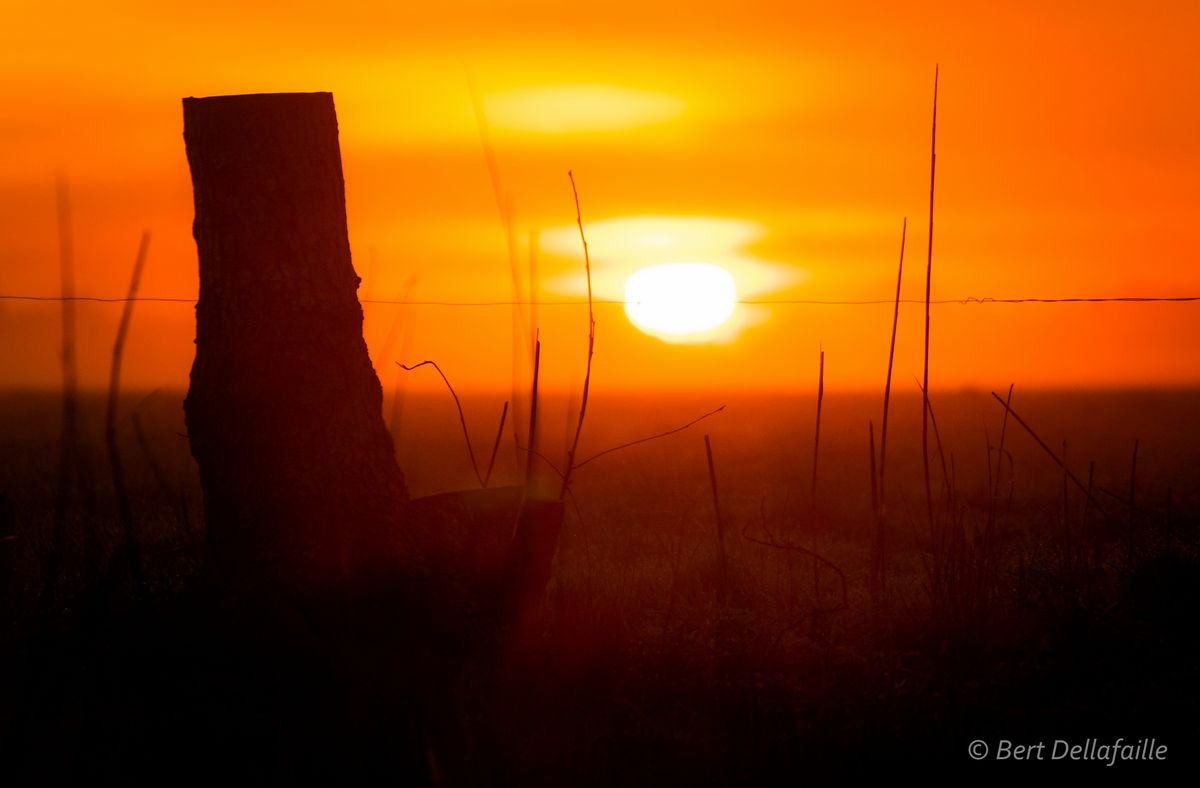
xmin=182 ymin=92 xmax=407 ymax=595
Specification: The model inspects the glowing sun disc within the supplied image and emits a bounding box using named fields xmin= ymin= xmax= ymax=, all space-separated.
xmin=623 ymin=262 xmax=737 ymax=339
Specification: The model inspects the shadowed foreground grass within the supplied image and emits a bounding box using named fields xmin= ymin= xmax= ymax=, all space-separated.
xmin=2 ymin=389 xmax=1198 ymax=782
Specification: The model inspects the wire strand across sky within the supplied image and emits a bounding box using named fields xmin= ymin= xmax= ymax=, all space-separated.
xmin=1 ymin=294 xmax=1199 ymax=307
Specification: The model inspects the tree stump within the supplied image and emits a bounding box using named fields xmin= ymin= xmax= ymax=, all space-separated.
xmin=182 ymin=92 xmax=407 ymax=595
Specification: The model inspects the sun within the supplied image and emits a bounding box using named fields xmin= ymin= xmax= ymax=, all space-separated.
xmin=623 ymin=262 xmax=738 ymax=342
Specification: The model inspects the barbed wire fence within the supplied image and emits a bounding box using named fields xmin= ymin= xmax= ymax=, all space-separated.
xmin=3 ymin=294 xmax=1199 ymax=306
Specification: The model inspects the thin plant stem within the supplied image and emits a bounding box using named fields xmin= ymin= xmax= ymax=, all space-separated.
xmin=811 ymin=348 xmax=825 ymax=602
xmin=484 ymin=400 xmax=509 ymax=488
xmin=922 ymin=65 xmax=940 ymax=544
xmin=1128 ymin=439 xmax=1139 ymax=570
xmin=559 ymin=171 xmax=595 ymax=500
xmin=106 ymin=231 xmax=151 ymax=589
xmin=990 ymin=391 xmax=1111 ymax=521
xmin=397 ymin=360 xmax=483 ymax=486
xmin=526 ymin=333 xmax=541 ymax=488
xmin=467 ymin=70 xmax=528 ymax=454
xmin=574 ymin=405 xmax=725 ymax=470
xmin=705 ymin=434 xmax=728 ymax=603
xmin=878 ymin=217 xmax=907 ymax=500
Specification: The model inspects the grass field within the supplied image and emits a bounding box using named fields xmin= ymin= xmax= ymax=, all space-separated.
xmin=1 ymin=386 xmax=1197 ymax=781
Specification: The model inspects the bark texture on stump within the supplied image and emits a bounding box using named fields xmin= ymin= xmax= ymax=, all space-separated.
xmin=183 ymin=92 xmax=407 ymax=593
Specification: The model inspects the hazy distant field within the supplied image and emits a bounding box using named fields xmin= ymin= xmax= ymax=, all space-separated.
xmin=4 ymin=385 xmax=1198 ymax=598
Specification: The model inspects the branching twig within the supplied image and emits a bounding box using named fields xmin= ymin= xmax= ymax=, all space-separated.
xmin=520 ymin=405 xmax=726 ymax=483
xmin=397 ymin=360 xmax=483 ymax=486
xmin=574 ymin=405 xmax=726 ymax=470
xmin=515 ymin=443 xmax=566 ymax=482
xmin=742 ymin=521 xmax=849 ymax=611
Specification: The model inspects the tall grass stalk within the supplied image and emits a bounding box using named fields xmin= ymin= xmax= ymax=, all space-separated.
xmin=1128 ymin=439 xmax=1139 ymax=571
xmin=526 ymin=335 xmax=542 ymax=488
xmin=811 ymin=348 xmax=825 ymax=601
xmin=45 ymin=177 xmax=88 ymax=604
xmin=105 ymin=232 xmax=151 ymax=589
xmin=878 ymin=217 xmax=907 ymax=498
xmin=484 ymin=401 xmax=509 ymax=488
xmin=990 ymin=391 xmax=1110 ymax=519
xmin=874 ymin=216 xmax=907 ymax=607
xmin=921 ymin=66 xmax=939 ymax=546
xmin=467 ymin=73 xmax=529 ymax=450
xmin=559 ymin=171 xmax=595 ymax=501
xmin=1061 ymin=439 xmax=1072 ymax=574
xmin=704 ymin=434 xmax=728 ymax=603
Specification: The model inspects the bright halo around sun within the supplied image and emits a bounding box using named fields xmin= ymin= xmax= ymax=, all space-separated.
xmin=624 ymin=263 xmax=737 ymax=341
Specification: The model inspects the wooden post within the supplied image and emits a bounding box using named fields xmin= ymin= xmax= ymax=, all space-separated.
xmin=182 ymin=92 xmax=407 ymax=594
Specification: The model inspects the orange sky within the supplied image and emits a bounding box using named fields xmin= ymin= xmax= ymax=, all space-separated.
xmin=2 ymin=1 xmax=1199 ymax=394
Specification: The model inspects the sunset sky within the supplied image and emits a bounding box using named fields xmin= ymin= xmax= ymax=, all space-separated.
xmin=1 ymin=1 xmax=1198 ymax=394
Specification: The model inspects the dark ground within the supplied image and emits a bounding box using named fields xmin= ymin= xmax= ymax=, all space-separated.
xmin=2 ymin=388 xmax=1198 ymax=782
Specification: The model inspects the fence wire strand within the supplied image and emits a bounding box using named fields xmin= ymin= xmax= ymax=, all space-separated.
xmin=2 ymin=294 xmax=1199 ymax=307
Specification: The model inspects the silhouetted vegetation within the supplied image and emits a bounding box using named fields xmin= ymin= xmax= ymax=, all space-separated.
xmin=2 ymin=387 xmax=1197 ymax=782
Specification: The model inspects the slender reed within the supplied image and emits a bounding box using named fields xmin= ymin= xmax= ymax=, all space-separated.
xmin=874 ymin=217 xmax=907 ymax=606
xmin=1128 ymin=439 xmax=1139 ymax=570
xmin=484 ymin=401 xmax=509 ymax=488
xmin=526 ymin=335 xmax=541 ymax=488
xmin=921 ymin=65 xmax=940 ymax=542
xmin=1165 ymin=486 xmax=1174 ymax=559
xmin=869 ymin=420 xmax=883 ymax=610
xmin=467 ymin=72 xmax=529 ymax=454
xmin=990 ymin=392 xmax=1110 ymax=519
xmin=812 ymin=349 xmax=825 ymax=501
xmin=987 ymin=384 xmax=1015 ymax=540
xmin=811 ymin=348 xmax=825 ymax=601
xmin=704 ymin=434 xmax=728 ymax=603
xmin=45 ymin=178 xmax=83 ymax=603
xmin=559 ymin=171 xmax=595 ymax=500
xmin=528 ymin=228 xmax=539 ymax=361
xmin=868 ymin=421 xmax=878 ymax=514
xmin=1061 ymin=439 xmax=1071 ymax=574
xmin=106 ymin=232 xmax=151 ymax=588
xmin=878 ymin=217 xmax=907 ymax=499
xmin=1085 ymin=460 xmax=1100 ymax=571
